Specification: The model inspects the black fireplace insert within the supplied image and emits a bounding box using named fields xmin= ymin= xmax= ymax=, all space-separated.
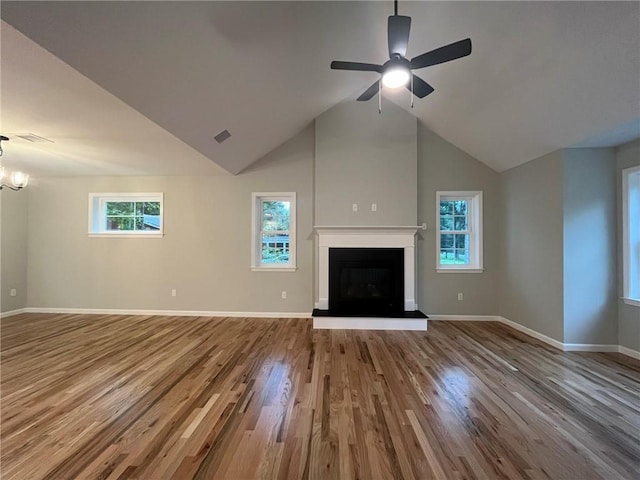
xmin=329 ymin=247 xmax=404 ymax=316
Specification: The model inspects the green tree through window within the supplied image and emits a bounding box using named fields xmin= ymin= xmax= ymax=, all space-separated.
xmin=106 ymin=201 xmax=161 ymax=231
xmin=439 ymin=199 xmax=469 ymax=265
xmin=252 ymin=192 xmax=296 ymax=270
xmin=261 ymin=201 xmax=290 ymax=264
xmin=436 ymin=191 xmax=483 ymax=272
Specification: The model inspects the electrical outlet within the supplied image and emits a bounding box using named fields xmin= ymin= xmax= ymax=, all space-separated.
xmin=171 ymin=289 xmax=177 ymax=297
xmin=352 ymin=203 xmax=358 ymax=212
xmin=371 ymin=203 xmax=377 ymax=212
xmin=281 ymin=291 xmax=287 ymax=299
xmin=458 ymin=293 xmax=463 ymax=301
xmin=10 ymin=288 xmax=17 ymax=297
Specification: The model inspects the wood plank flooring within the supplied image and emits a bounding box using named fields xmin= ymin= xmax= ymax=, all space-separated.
xmin=1 ymin=313 xmax=639 ymax=479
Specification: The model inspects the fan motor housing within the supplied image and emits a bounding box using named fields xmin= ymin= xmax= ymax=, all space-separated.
xmin=382 ymin=56 xmax=411 ymax=75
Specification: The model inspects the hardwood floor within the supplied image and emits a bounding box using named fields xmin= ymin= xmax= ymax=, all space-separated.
xmin=1 ymin=314 xmax=639 ymax=479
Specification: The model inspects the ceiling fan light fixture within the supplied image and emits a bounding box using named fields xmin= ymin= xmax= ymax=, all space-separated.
xmin=382 ymin=67 xmax=410 ymax=88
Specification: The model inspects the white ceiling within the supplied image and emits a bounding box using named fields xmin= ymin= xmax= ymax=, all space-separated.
xmin=1 ymin=1 xmax=639 ymax=177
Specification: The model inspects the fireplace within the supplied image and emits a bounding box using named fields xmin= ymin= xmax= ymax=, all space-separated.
xmin=313 ymin=227 xmax=426 ymax=330
xmin=329 ymin=248 xmax=404 ymax=315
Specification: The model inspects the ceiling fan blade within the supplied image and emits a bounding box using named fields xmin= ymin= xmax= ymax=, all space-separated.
xmin=331 ymin=61 xmax=382 ymax=73
xmin=388 ymin=15 xmax=411 ymax=57
xmin=408 ymin=75 xmax=434 ymax=98
xmin=357 ymin=80 xmax=380 ymax=101
xmin=410 ymin=38 xmax=472 ymax=70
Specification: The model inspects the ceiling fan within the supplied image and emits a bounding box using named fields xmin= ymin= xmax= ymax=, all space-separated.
xmin=331 ymin=0 xmax=472 ymax=102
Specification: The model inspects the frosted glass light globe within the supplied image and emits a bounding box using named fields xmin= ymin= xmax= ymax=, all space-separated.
xmin=382 ymin=68 xmax=410 ymax=88
xmin=11 ymin=171 xmax=29 ymax=188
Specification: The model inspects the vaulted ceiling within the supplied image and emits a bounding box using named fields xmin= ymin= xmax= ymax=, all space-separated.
xmin=1 ymin=1 xmax=639 ymax=177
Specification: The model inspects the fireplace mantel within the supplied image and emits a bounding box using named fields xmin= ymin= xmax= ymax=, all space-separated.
xmin=315 ymin=225 xmax=421 ymax=236
xmin=315 ymin=226 xmax=421 ymax=312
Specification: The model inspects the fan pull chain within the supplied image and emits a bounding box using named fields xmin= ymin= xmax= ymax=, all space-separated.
xmin=411 ymin=75 xmax=414 ymax=108
xmin=378 ymin=80 xmax=382 ymax=114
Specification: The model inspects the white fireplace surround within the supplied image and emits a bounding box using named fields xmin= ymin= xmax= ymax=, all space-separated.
xmin=315 ymin=226 xmax=421 ymax=312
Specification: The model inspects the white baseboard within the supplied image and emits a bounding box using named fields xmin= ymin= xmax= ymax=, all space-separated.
xmin=19 ymin=307 xmax=311 ymax=319
xmin=0 ymin=308 xmax=28 ymax=319
xmin=496 ymin=316 xmax=640 ymax=358
xmin=496 ymin=316 xmax=566 ymax=351
xmin=563 ymin=344 xmax=620 ymax=352
xmin=619 ymin=345 xmax=640 ymax=360
xmin=427 ymin=314 xmax=566 ymax=351
xmin=393 ymin=314 xmax=640 ymax=359
xmin=428 ymin=315 xmax=499 ymax=322
xmin=313 ymin=316 xmax=427 ymax=331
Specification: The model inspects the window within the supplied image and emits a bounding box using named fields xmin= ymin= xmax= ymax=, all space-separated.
xmin=622 ymin=166 xmax=640 ymax=305
xmin=436 ymin=191 xmax=483 ymax=272
xmin=89 ymin=193 xmax=164 ymax=237
xmin=251 ymin=192 xmax=296 ymax=271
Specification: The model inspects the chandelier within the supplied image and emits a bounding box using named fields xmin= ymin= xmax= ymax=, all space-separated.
xmin=0 ymin=136 xmax=29 ymax=191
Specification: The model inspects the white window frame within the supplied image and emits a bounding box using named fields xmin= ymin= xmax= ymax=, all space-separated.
xmin=436 ymin=191 xmax=483 ymax=273
xmin=88 ymin=192 xmax=164 ymax=238
xmin=622 ymin=166 xmax=640 ymax=306
xmin=251 ymin=192 xmax=296 ymax=272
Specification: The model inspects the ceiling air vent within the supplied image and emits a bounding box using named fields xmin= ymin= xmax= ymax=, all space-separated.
xmin=214 ymin=130 xmax=231 ymax=144
xmin=14 ymin=133 xmax=54 ymax=143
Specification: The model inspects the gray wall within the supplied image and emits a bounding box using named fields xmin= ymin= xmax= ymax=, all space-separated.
xmin=25 ymin=126 xmax=314 ymax=313
xmin=7 ymin=102 xmax=638 ymax=352
xmin=499 ymin=151 xmax=565 ymax=342
xmin=563 ymin=149 xmax=618 ymax=345
xmin=315 ymin=100 xmax=417 ymax=226
xmin=1 ymin=189 xmax=29 ymax=313
xmin=616 ymin=139 xmax=640 ymax=351
xmin=417 ymin=127 xmax=500 ymax=315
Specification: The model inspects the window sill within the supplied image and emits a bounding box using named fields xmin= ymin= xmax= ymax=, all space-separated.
xmin=436 ymin=268 xmax=484 ymax=274
xmin=251 ymin=266 xmax=297 ymax=272
xmin=88 ymin=233 xmax=164 ymax=238
xmin=621 ymin=297 xmax=640 ymax=307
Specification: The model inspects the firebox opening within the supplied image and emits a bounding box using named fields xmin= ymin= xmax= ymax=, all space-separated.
xmin=329 ymin=248 xmax=404 ymax=316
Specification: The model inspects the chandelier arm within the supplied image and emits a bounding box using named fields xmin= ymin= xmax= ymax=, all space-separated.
xmin=0 ymin=135 xmax=28 ymax=191
xmin=0 ymin=184 xmax=23 ymax=191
